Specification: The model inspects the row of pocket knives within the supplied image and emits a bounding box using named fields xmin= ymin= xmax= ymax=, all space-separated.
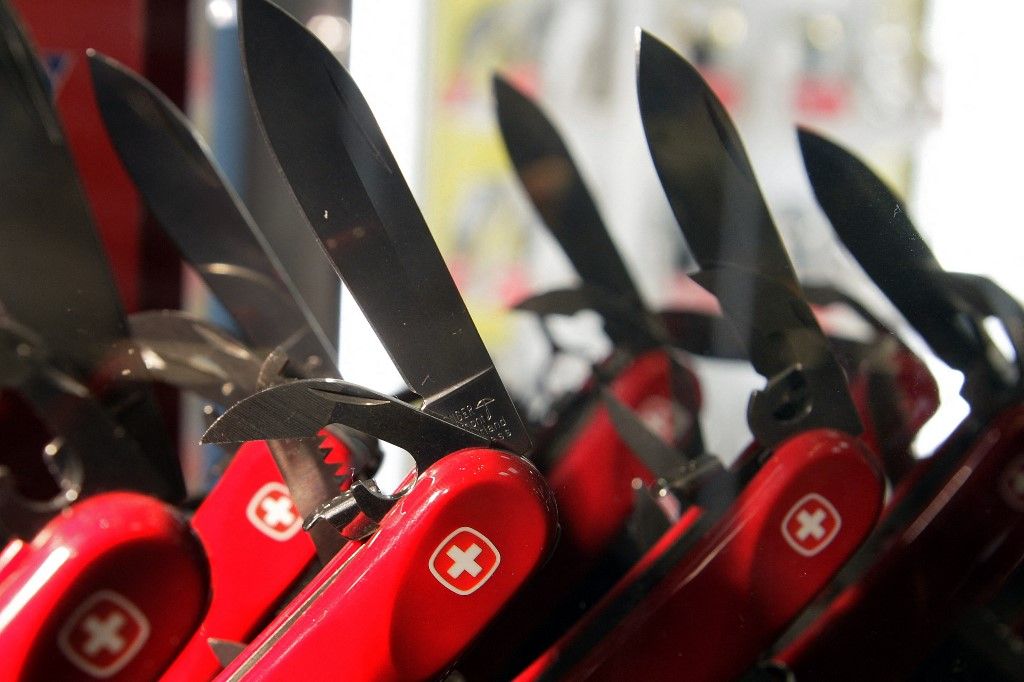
xmin=1 ymin=0 xmax=1023 ymax=679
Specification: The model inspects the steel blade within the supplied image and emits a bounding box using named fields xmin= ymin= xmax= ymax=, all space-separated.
xmin=637 ymin=31 xmax=798 ymax=291
xmin=637 ymin=32 xmax=860 ymax=440
xmin=239 ymin=0 xmax=529 ymax=453
xmin=203 ymin=378 xmax=490 ymax=470
xmin=0 ymin=4 xmax=130 ymax=377
xmin=89 ymin=51 xmax=339 ymax=377
xmin=0 ymin=1 xmax=181 ymax=500
xmin=601 ymin=389 xmax=683 ymax=481
xmin=494 ymin=75 xmax=646 ymax=316
xmin=128 ymin=310 xmax=263 ymax=404
xmin=797 ymin=127 xmax=987 ymax=374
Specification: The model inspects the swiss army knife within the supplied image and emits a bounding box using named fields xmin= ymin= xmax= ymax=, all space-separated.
xmin=514 ymin=32 xmax=885 ymax=681
xmin=194 ymin=0 xmax=558 ymax=678
xmin=453 ymin=75 xmax=711 ymax=674
xmin=766 ymin=129 xmax=1024 ymax=680
xmin=0 ymin=4 xmax=371 ymax=675
xmin=89 ymin=51 xmax=384 ymax=678
xmin=0 ymin=0 xmax=183 ymax=529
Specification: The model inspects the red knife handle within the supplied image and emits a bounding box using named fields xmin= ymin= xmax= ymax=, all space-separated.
xmin=519 ymin=429 xmax=883 ymax=681
xmin=779 ymin=404 xmax=1024 ymax=680
xmin=0 ymin=492 xmax=207 ymax=680
xmin=216 ymin=447 xmax=557 ymax=681
xmin=163 ymin=429 xmax=354 ymax=680
xmin=547 ymin=349 xmax=700 ymax=557
xmin=457 ymin=350 xmax=701 ymax=677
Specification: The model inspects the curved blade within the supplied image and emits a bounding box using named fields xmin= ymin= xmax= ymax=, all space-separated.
xmin=0 ymin=4 xmax=128 ymax=376
xmin=493 ymin=75 xmax=646 ymax=320
xmin=601 ymin=389 xmax=683 ymax=481
xmin=202 ymin=379 xmax=490 ymax=470
xmin=636 ymin=31 xmax=798 ymax=292
xmin=0 ymin=1 xmax=181 ymax=500
xmin=89 ymin=51 xmax=339 ymax=378
xmin=637 ymin=31 xmax=860 ymax=441
xmin=797 ymin=127 xmax=986 ymax=374
xmin=128 ymin=310 xmax=263 ymax=404
xmin=239 ymin=0 xmax=529 ymax=454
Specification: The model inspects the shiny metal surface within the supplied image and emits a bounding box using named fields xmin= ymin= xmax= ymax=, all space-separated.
xmin=637 ymin=32 xmax=860 ymax=444
xmin=0 ymin=1 xmax=181 ymax=500
xmin=90 ymin=52 xmax=339 ymax=378
xmin=239 ymin=0 xmax=530 ymax=454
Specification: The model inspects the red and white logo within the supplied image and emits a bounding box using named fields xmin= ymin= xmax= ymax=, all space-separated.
xmin=781 ymin=493 xmax=842 ymax=557
xmin=246 ymin=482 xmax=302 ymax=541
xmin=58 ymin=590 xmax=150 ymax=678
xmin=429 ymin=527 xmax=501 ymax=595
xmin=1000 ymin=455 xmax=1024 ymax=511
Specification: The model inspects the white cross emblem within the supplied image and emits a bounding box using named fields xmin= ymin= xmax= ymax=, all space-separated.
xmin=446 ymin=543 xmax=483 ymax=579
xmin=781 ymin=493 xmax=842 ymax=557
xmin=261 ymin=496 xmax=297 ymax=528
xmin=429 ymin=527 xmax=501 ymax=595
xmin=246 ymin=482 xmax=302 ymax=541
xmin=58 ymin=590 xmax=150 ymax=677
xmin=81 ymin=612 xmax=127 ymax=656
xmin=795 ymin=509 xmax=828 ymax=541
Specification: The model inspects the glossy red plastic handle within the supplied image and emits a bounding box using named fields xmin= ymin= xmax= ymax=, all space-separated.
xmin=519 ymin=429 xmax=883 ymax=681
xmin=547 ymin=349 xmax=700 ymax=557
xmin=163 ymin=429 xmax=352 ymax=680
xmin=217 ymin=447 xmax=558 ymax=681
xmin=0 ymin=492 xmax=207 ymax=680
xmin=780 ymin=404 xmax=1024 ymax=679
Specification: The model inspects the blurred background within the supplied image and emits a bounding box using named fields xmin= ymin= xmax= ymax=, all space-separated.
xmin=13 ymin=0 xmax=1024 ymax=493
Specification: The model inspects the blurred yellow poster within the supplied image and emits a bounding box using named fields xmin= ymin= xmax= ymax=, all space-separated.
xmin=424 ymin=0 xmax=548 ymax=348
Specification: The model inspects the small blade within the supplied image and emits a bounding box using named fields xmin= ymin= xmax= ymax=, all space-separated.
xmin=797 ymin=127 xmax=986 ymax=374
xmin=601 ymin=389 xmax=684 ymax=481
xmin=128 ymin=310 xmax=264 ymax=405
xmin=0 ymin=2 xmax=181 ymax=500
xmin=203 ymin=378 xmax=490 ymax=470
xmin=636 ymin=32 xmax=860 ymax=441
xmin=494 ymin=75 xmax=646 ymax=324
xmin=239 ymin=0 xmax=528 ymax=453
xmin=208 ymin=639 xmax=247 ymax=668
xmin=89 ymin=51 xmax=339 ymax=377
xmin=515 ymin=285 xmax=662 ymax=349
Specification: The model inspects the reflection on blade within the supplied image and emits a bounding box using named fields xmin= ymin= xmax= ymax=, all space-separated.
xmin=128 ymin=310 xmax=264 ymax=405
xmin=494 ymin=75 xmax=645 ymax=315
xmin=636 ymin=31 xmax=797 ymax=291
xmin=89 ymin=52 xmax=339 ymax=378
xmin=637 ymin=31 xmax=860 ymax=441
xmin=797 ymin=127 xmax=986 ymax=375
xmin=239 ymin=0 xmax=530 ymax=454
xmin=0 ymin=1 xmax=182 ymax=500
xmin=601 ymin=389 xmax=683 ymax=481
xmin=203 ymin=379 xmax=490 ymax=470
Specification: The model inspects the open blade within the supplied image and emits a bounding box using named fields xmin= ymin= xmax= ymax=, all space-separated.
xmin=0 ymin=0 xmax=182 ymax=500
xmin=636 ymin=31 xmax=797 ymax=292
xmin=493 ymin=76 xmax=646 ymax=317
xmin=239 ymin=0 xmax=529 ymax=454
xmin=0 ymin=4 xmax=130 ymax=377
xmin=203 ymin=379 xmax=489 ymax=471
xmin=797 ymin=127 xmax=986 ymax=375
xmin=89 ymin=52 xmax=339 ymax=378
xmin=636 ymin=31 xmax=860 ymax=442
